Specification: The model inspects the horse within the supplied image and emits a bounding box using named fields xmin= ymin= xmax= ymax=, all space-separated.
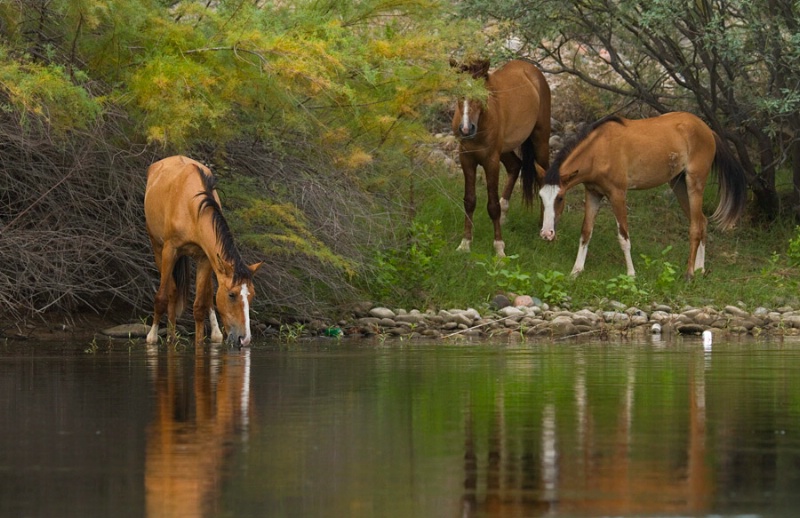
xmin=144 ymin=155 xmax=262 ymax=346
xmin=452 ymin=58 xmax=551 ymax=257
xmin=538 ymin=112 xmax=748 ymax=278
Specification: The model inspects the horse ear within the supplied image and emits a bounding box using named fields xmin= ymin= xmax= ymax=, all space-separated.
xmin=471 ymin=59 xmax=491 ymax=79
xmin=248 ymin=262 xmax=263 ymax=275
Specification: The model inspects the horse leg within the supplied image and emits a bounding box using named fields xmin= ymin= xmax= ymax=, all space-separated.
xmin=193 ymin=257 xmax=214 ymax=346
xmin=608 ymin=191 xmax=636 ymax=276
xmin=484 ymin=156 xmax=505 ymax=257
xmin=147 ymin=244 xmax=179 ymax=344
xmin=671 ymin=173 xmax=708 ymax=278
xmin=685 ymin=173 xmax=710 ymax=278
xmin=571 ymin=189 xmax=603 ymax=277
xmin=499 ymin=151 xmax=522 ymax=225
xmin=458 ymin=154 xmax=478 ymax=253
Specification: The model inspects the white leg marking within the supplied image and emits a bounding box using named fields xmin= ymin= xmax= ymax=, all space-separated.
xmin=457 ymin=238 xmax=471 ymax=252
xmin=146 ymin=322 xmax=160 ymax=344
xmin=539 ymin=185 xmax=559 ymax=240
xmin=493 ymin=240 xmax=506 ymax=257
xmin=571 ymin=234 xmax=591 ymax=277
xmin=694 ymin=241 xmax=706 ymax=272
xmin=209 ymin=308 xmax=223 ymax=343
xmin=499 ymin=197 xmax=510 ymax=225
xmin=240 ymin=283 xmax=252 ymax=346
xmin=617 ymin=231 xmax=636 ymax=277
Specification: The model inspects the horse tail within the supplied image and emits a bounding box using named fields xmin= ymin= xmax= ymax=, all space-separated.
xmin=521 ymin=138 xmax=537 ymax=206
xmin=172 ymin=255 xmax=190 ymax=319
xmin=711 ymin=132 xmax=748 ymax=230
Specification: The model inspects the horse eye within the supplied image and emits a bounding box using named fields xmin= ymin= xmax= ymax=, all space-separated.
xmin=228 ymin=292 xmax=237 ymax=302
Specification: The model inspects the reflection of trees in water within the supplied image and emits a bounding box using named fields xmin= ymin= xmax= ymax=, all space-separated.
xmin=145 ymin=347 xmax=251 ymax=518
xmin=460 ymin=351 xmax=711 ymax=516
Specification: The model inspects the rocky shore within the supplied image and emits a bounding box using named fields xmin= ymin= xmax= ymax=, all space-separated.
xmin=325 ymin=298 xmax=800 ymax=341
xmin=16 ymin=297 xmax=800 ymax=343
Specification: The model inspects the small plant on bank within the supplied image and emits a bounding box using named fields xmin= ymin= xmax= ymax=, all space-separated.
xmin=640 ymin=246 xmax=679 ymax=291
xmin=536 ymin=269 xmax=569 ymax=305
xmin=279 ymin=322 xmax=306 ymax=342
xmin=475 ymin=254 xmax=532 ymax=294
xmin=593 ymin=274 xmax=648 ymax=307
xmin=372 ymin=220 xmax=446 ymax=305
xmin=787 ymin=226 xmax=800 ymax=266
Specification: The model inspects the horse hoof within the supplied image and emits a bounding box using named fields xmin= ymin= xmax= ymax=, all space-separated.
xmin=457 ymin=239 xmax=471 ymax=252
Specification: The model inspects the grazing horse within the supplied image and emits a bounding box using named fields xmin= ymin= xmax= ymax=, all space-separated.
xmin=144 ymin=155 xmax=262 ymax=346
xmin=539 ymin=112 xmax=747 ymax=278
xmin=452 ymin=58 xmax=551 ymax=257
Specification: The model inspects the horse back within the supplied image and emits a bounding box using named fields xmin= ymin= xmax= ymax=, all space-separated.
xmin=144 ymin=155 xmax=216 ymax=248
xmin=487 ymin=60 xmax=551 ymax=153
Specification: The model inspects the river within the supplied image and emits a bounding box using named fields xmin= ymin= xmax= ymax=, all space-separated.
xmin=1 ymin=335 xmax=799 ymax=517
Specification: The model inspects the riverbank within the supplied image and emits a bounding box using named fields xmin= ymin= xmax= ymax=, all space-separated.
xmin=5 ymin=298 xmax=800 ymax=344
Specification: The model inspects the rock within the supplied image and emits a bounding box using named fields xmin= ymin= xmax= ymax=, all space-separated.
xmin=498 ymin=306 xmax=524 ymax=318
xmin=491 ymin=294 xmax=511 ymax=310
xmin=677 ymin=323 xmax=707 ymax=335
xmin=369 ymin=307 xmax=396 ymax=319
xmin=514 ymin=295 xmax=534 ymax=307
xmin=101 ymin=323 xmax=151 ymax=338
xmin=724 ymin=305 xmax=750 ymax=318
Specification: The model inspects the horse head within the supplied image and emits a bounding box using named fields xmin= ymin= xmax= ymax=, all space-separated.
xmin=215 ymin=261 xmax=263 ymax=347
xmin=450 ymin=58 xmax=491 ymax=140
xmin=539 ymin=183 xmax=565 ymax=241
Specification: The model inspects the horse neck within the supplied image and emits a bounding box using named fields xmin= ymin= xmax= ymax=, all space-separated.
xmin=195 ymin=211 xmax=247 ymax=285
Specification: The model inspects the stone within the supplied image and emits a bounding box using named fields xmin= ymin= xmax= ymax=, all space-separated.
xmin=677 ymin=323 xmax=707 ymax=335
xmin=724 ymin=305 xmax=750 ymax=318
xmin=514 ymin=295 xmax=534 ymax=307
xmin=369 ymin=307 xmax=396 ymax=319
xmin=101 ymin=323 xmax=151 ymax=338
xmin=491 ymin=294 xmax=511 ymax=310
xmin=498 ymin=306 xmax=524 ymax=318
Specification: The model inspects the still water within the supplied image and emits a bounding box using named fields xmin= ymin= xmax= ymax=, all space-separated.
xmin=1 ymin=336 xmax=800 ymax=517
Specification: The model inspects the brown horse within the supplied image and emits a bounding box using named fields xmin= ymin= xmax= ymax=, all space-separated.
xmin=144 ymin=156 xmax=262 ymax=346
xmin=539 ymin=112 xmax=747 ymax=278
xmin=452 ymin=58 xmax=551 ymax=257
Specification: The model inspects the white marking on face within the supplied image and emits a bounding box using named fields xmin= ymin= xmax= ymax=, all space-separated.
xmin=240 ymin=283 xmax=251 ymax=343
xmin=461 ymin=100 xmax=470 ymax=134
xmin=539 ymin=185 xmax=560 ymax=239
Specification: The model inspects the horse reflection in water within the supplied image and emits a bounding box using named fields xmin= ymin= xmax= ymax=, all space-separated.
xmin=145 ymin=347 xmax=251 ymax=518
xmin=460 ymin=353 xmax=711 ymax=516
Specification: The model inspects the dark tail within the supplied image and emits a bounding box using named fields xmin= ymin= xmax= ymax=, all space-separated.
xmin=711 ymin=133 xmax=748 ymax=230
xmin=172 ymin=255 xmax=190 ymax=319
xmin=521 ymin=139 xmax=539 ymax=205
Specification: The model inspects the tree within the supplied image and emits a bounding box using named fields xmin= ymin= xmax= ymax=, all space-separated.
xmin=458 ymin=0 xmax=800 ymax=221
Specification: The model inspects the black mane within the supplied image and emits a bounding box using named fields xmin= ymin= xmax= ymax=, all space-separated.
xmin=543 ymin=115 xmax=625 ymax=185
xmin=194 ymin=165 xmax=252 ymax=284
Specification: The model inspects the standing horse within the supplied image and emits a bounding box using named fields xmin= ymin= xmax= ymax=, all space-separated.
xmin=452 ymin=58 xmax=551 ymax=257
xmin=539 ymin=112 xmax=747 ymax=278
xmin=144 ymin=156 xmax=262 ymax=346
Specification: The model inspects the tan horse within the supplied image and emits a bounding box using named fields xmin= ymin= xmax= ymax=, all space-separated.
xmin=144 ymin=156 xmax=262 ymax=346
xmin=539 ymin=112 xmax=747 ymax=278
xmin=452 ymin=58 xmax=551 ymax=257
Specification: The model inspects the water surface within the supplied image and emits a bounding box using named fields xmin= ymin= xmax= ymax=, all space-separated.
xmin=1 ymin=336 xmax=800 ymax=517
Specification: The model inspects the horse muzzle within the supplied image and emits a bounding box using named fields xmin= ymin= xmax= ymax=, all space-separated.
xmin=458 ymin=123 xmax=477 ymax=140
xmin=226 ymin=330 xmax=251 ymax=347
xmin=540 ymin=228 xmax=556 ymax=241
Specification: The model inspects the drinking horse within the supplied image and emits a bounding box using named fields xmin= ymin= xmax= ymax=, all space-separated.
xmin=144 ymin=155 xmax=262 ymax=346
xmin=539 ymin=112 xmax=747 ymax=278
xmin=452 ymin=58 xmax=551 ymax=257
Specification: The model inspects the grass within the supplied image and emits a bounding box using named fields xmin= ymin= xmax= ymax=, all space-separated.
xmin=375 ymin=164 xmax=800 ymax=312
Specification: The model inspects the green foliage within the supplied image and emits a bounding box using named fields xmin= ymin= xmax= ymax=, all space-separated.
xmin=592 ymin=274 xmax=648 ymax=307
xmin=640 ymin=246 xmax=679 ymax=291
xmin=787 ymin=226 xmax=800 ymax=266
xmin=371 ymin=220 xmax=446 ymax=305
xmin=475 ymin=254 xmax=532 ymax=294
xmin=0 ymin=50 xmax=101 ymax=131
xmin=535 ymin=270 xmax=568 ymax=305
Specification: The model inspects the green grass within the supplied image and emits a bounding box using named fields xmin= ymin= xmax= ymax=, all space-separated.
xmin=375 ymin=165 xmax=800 ymax=311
